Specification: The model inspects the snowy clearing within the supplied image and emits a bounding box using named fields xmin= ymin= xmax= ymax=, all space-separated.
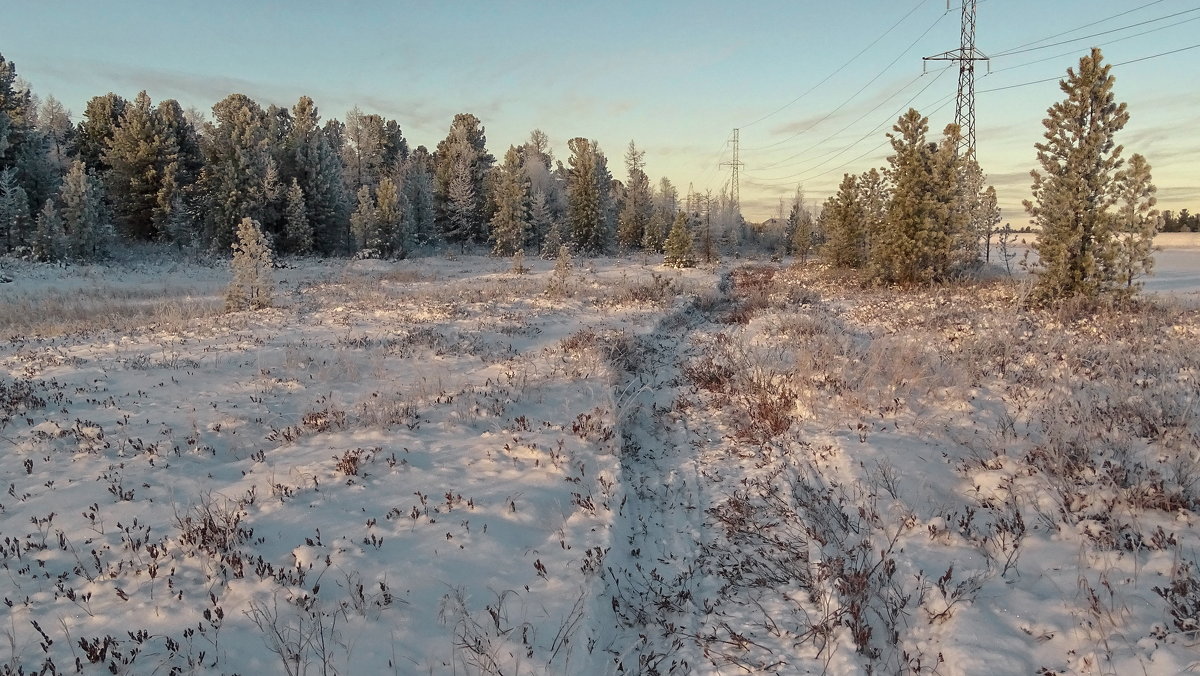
xmin=2 ymin=246 xmax=1200 ymax=675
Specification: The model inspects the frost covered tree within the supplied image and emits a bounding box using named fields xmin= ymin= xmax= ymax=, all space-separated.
xmin=0 ymin=168 xmax=32 ymax=251
xmin=75 ymin=93 xmax=127 ymax=174
xmin=617 ymin=141 xmax=652 ymax=249
xmin=1024 ymin=48 xmax=1144 ymax=301
xmin=349 ymin=184 xmax=377 ymax=254
xmin=871 ymin=110 xmax=969 ymax=284
xmin=32 ymin=198 xmax=65 ymax=262
xmin=822 ymin=173 xmax=867 ymax=268
xmin=374 ymin=175 xmax=407 ymax=257
xmin=490 ymin=146 xmax=529 ymax=256
xmin=38 ymin=95 xmax=73 ymax=177
xmin=566 ymin=137 xmax=611 ymax=254
xmin=105 ymin=91 xmax=178 ymax=239
xmin=283 ymin=178 xmax=313 ymax=255
xmin=288 ymin=96 xmax=348 ymax=253
xmin=434 ymin=113 xmax=493 ymax=247
xmin=663 ymin=210 xmax=695 ymax=268
xmin=444 ymin=155 xmax=477 ymax=251
xmin=1107 ymin=153 xmax=1158 ymax=293
xmin=226 ymin=217 xmax=273 ymax=311
xmin=403 ymin=146 xmax=437 ymax=247
xmin=529 ymin=189 xmax=554 ymax=255
xmin=201 ymin=94 xmax=272 ymax=250
xmin=60 ymin=159 xmax=111 ymax=260
xmin=788 ymin=187 xmax=815 ymax=262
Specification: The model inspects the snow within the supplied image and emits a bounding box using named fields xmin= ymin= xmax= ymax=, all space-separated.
xmin=1 ymin=242 xmax=1199 ymax=674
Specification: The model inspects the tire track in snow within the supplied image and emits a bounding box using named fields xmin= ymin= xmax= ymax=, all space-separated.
xmin=591 ymin=277 xmax=733 ymax=675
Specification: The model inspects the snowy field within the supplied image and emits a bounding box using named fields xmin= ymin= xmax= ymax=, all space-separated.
xmin=1 ymin=242 xmax=1200 ymax=675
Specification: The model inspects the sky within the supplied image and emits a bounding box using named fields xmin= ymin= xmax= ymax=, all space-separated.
xmin=2 ymin=0 xmax=1198 ymax=224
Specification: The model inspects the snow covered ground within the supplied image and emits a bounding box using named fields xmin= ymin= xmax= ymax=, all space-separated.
xmin=1 ymin=242 xmax=1199 ymax=674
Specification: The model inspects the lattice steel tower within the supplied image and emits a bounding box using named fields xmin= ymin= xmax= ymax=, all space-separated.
xmin=720 ymin=128 xmax=744 ymax=209
xmin=924 ymin=0 xmax=988 ymax=159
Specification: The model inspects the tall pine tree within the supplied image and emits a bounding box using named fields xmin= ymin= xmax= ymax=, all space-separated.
xmin=1025 ymin=48 xmax=1140 ymax=301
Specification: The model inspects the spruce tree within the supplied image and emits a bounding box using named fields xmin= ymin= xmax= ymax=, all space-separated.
xmin=374 ymin=175 xmax=406 ymax=257
xmin=201 ymin=94 xmax=272 ymax=251
xmin=32 ymin=199 xmax=66 ymax=262
xmin=60 ymin=159 xmax=110 ymax=260
xmin=445 ymin=156 xmax=477 ymax=251
xmin=617 ymin=141 xmax=652 ymax=249
xmin=529 ymin=189 xmax=554 ymax=255
xmin=490 ymin=146 xmax=529 ymax=256
xmin=663 ymin=211 xmax=695 ymax=268
xmin=403 ymin=146 xmax=437 ymax=247
xmin=349 ymin=184 xmax=378 ymax=254
xmin=284 ymin=178 xmax=313 ymax=255
xmin=226 ymin=217 xmax=273 ymax=311
xmin=822 ymin=173 xmax=867 ymax=268
xmin=75 ymin=93 xmax=127 ymax=174
xmin=105 ymin=91 xmax=177 ymax=240
xmin=433 ymin=114 xmax=493 ymax=247
xmin=0 ymin=168 xmax=32 ymax=252
xmin=1024 ymin=48 xmax=1133 ymax=301
xmin=566 ymin=137 xmax=610 ymax=254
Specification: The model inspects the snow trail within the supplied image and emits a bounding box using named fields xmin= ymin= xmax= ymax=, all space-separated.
xmin=591 ymin=280 xmax=731 ymax=675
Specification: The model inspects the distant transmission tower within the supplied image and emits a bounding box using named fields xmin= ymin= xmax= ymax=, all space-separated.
xmin=719 ymin=129 xmax=744 ymax=210
xmin=924 ymin=0 xmax=988 ymax=159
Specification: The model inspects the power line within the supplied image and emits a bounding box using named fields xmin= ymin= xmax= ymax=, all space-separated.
xmin=754 ymin=73 xmax=926 ymax=171
xmin=991 ymin=15 xmax=1200 ymax=74
xmin=992 ymin=0 xmax=1167 ymax=54
xmin=924 ymin=0 xmax=987 ymax=159
xmin=748 ymin=68 xmax=953 ymax=184
xmin=738 ymin=0 xmax=929 ymax=131
xmin=978 ymin=42 xmax=1200 ymax=94
xmin=749 ymin=7 xmax=949 ymax=154
xmin=992 ymin=7 xmax=1200 ymax=58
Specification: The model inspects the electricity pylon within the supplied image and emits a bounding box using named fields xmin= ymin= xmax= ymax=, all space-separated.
xmin=720 ymin=128 xmax=744 ymax=210
xmin=924 ymin=0 xmax=988 ymax=159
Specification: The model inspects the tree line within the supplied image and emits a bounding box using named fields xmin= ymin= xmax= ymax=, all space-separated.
xmin=1 ymin=51 xmax=745 ymax=264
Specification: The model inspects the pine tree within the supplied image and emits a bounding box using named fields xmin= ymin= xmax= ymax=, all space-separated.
xmin=789 ymin=190 xmax=815 ymax=262
xmin=75 ymin=93 xmax=127 ymax=173
xmin=349 ymin=184 xmax=378 ymax=254
xmin=822 ymin=173 xmax=868 ymax=268
xmin=226 ymin=217 xmax=274 ymax=311
xmin=288 ymin=97 xmax=348 ymax=254
xmin=529 ymin=189 xmax=554 ymax=255
xmin=32 ymin=198 xmax=66 ymax=262
xmin=374 ymin=175 xmax=406 ymax=257
xmin=567 ymin=137 xmax=611 ymax=254
xmin=434 ymin=114 xmax=493 ymax=247
xmin=60 ymin=159 xmax=110 ymax=260
xmin=490 ymin=146 xmax=529 ymax=256
xmin=284 ymin=178 xmax=313 ymax=255
xmin=663 ymin=211 xmax=695 ymax=268
xmin=1107 ymin=153 xmax=1158 ymax=293
xmin=0 ymin=168 xmax=32 ymax=252
xmin=403 ymin=146 xmax=437 ymax=247
xmin=445 ymin=156 xmax=477 ymax=251
xmin=1025 ymin=48 xmax=1132 ymax=301
xmin=201 ymin=94 xmax=272 ymax=251
xmin=104 ymin=91 xmax=178 ymax=240
xmin=541 ymin=215 xmax=564 ymax=260
xmin=617 ymin=141 xmax=652 ymax=249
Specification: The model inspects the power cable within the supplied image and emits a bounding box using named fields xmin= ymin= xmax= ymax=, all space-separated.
xmin=739 ymin=0 xmax=930 ymax=132
xmin=991 ymin=15 xmax=1200 ymax=74
xmin=992 ymin=0 xmax=1167 ymax=54
xmin=992 ymin=7 xmax=1200 ymax=58
xmin=749 ymin=6 xmax=949 ymax=153
xmin=748 ymin=68 xmax=953 ymax=184
xmin=978 ymin=42 xmax=1200 ymax=94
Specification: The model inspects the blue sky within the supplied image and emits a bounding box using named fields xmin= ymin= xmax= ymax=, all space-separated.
xmin=2 ymin=0 xmax=1197 ymax=223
